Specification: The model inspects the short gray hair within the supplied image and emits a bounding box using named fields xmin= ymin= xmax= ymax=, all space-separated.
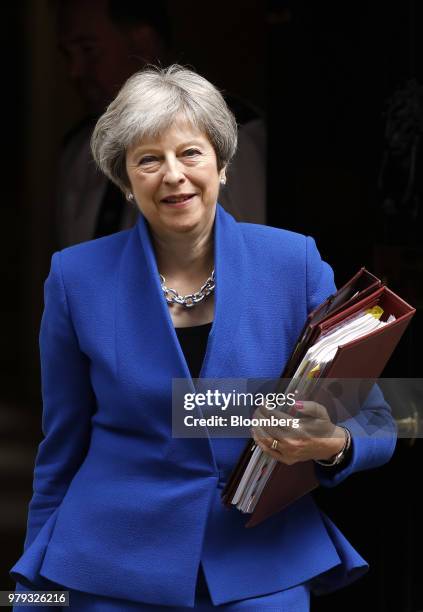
xmin=90 ymin=64 xmax=238 ymax=193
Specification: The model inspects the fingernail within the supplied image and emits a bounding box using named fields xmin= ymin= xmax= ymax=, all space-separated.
xmin=287 ymin=401 xmax=303 ymax=417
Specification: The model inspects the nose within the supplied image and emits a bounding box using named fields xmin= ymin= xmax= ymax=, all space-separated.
xmin=162 ymin=158 xmax=185 ymax=186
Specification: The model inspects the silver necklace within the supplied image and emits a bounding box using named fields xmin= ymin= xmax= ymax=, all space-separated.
xmin=159 ymin=270 xmax=215 ymax=308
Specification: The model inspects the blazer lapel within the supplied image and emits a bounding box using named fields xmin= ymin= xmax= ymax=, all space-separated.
xmin=114 ymin=204 xmax=246 ymax=469
xmin=115 ymin=210 xmax=191 ymax=389
xmin=199 ymin=204 xmax=245 ymax=378
xmin=116 ymin=204 xmax=245 ymax=382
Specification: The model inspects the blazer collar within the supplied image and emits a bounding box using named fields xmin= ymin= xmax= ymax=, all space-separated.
xmin=116 ymin=203 xmax=245 ymax=386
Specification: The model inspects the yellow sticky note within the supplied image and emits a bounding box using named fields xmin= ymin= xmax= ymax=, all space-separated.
xmin=366 ymin=305 xmax=384 ymax=319
xmin=307 ymin=365 xmax=320 ymax=379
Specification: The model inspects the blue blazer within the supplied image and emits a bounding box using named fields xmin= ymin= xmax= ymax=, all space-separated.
xmin=11 ymin=204 xmax=397 ymax=608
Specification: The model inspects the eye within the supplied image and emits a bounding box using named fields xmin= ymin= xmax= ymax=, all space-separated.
xmin=138 ymin=155 xmax=158 ymax=166
xmin=183 ymin=148 xmax=201 ymax=157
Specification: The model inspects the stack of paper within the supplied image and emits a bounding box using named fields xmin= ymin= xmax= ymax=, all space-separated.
xmin=221 ymin=268 xmax=415 ymax=527
xmin=232 ymin=306 xmax=397 ymax=514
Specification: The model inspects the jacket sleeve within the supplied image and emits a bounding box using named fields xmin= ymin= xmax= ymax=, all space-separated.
xmin=22 ymin=251 xmax=96 ymax=551
xmin=304 ymin=236 xmax=398 ymax=487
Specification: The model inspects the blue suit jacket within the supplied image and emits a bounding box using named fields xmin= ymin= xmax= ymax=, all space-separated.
xmin=11 ymin=204 xmax=397 ymax=607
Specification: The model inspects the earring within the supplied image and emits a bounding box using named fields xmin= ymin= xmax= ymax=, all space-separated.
xmin=220 ymin=176 xmax=226 ymax=185
xmin=127 ymin=193 xmax=134 ymax=201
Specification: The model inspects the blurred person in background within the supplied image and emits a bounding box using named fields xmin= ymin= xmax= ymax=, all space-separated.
xmin=54 ymin=0 xmax=266 ymax=249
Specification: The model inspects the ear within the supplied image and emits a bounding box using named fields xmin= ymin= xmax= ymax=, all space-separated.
xmin=220 ymin=166 xmax=227 ymax=185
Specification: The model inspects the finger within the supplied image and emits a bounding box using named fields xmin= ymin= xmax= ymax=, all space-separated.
xmin=298 ymin=401 xmax=329 ymax=418
xmin=252 ymin=424 xmax=273 ymax=445
xmin=290 ymin=401 xmax=332 ymax=425
xmin=254 ymin=435 xmax=280 ymax=456
xmin=252 ymin=408 xmax=304 ymax=443
xmin=254 ymin=437 xmax=294 ymax=464
xmin=255 ymin=421 xmax=290 ymax=442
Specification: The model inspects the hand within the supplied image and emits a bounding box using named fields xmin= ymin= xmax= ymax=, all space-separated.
xmin=251 ymin=400 xmax=347 ymax=465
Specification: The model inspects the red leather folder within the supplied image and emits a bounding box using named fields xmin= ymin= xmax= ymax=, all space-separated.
xmin=282 ymin=267 xmax=381 ymax=379
xmin=221 ymin=270 xmax=415 ymax=528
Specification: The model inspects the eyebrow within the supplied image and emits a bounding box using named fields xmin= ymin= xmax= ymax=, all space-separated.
xmin=131 ymin=140 xmax=205 ymax=155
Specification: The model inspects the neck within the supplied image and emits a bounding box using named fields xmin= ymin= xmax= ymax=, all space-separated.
xmin=151 ymin=222 xmax=215 ymax=282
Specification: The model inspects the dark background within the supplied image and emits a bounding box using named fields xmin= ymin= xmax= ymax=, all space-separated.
xmin=1 ymin=1 xmax=422 ymax=610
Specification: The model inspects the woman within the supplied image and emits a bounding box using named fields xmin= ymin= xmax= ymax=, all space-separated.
xmin=11 ymin=65 xmax=397 ymax=611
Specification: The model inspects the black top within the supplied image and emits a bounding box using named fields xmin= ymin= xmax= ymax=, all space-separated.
xmin=174 ymin=322 xmax=213 ymax=379
xmin=175 ymin=321 xmax=213 ymax=595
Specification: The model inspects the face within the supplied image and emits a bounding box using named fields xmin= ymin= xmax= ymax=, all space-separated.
xmin=56 ymin=0 xmax=161 ymax=115
xmin=125 ymin=119 xmax=225 ymax=239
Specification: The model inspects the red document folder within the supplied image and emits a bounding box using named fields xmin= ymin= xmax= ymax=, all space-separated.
xmin=221 ymin=269 xmax=415 ymax=528
xmin=282 ymin=267 xmax=381 ymax=379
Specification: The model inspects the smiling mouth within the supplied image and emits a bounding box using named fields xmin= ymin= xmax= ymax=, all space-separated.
xmin=161 ymin=194 xmax=197 ymax=205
